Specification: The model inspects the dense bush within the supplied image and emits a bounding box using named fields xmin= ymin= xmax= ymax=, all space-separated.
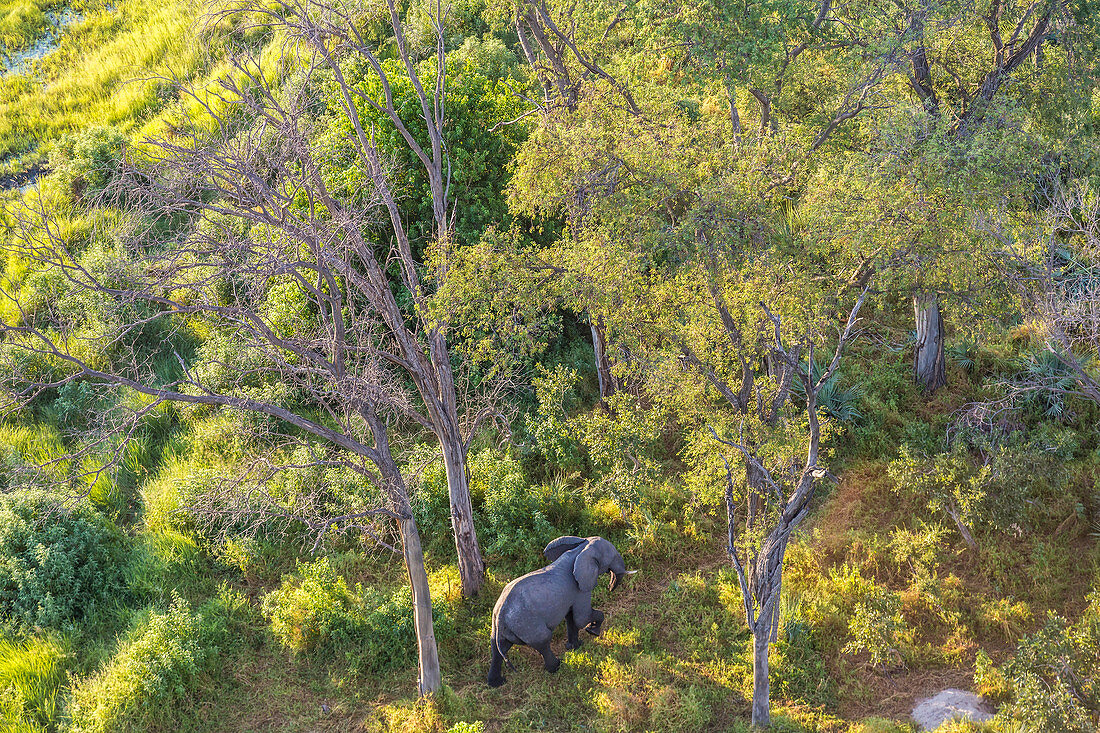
xmin=0 ymin=491 xmax=125 ymax=629
xmin=522 ymin=365 xmax=586 ymax=475
xmin=49 ymin=125 xmax=127 ymax=200
xmin=842 ymin=588 xmax=915 ymax=671
xmin=993 ymin=596 xmax=1100 ymax=733
xmin=888 ymin=445 xmax=1052 ymax=544
xmin=262 ymin=558 xmax=453 ymax=676
xmin=68 ymin=597 xmax=213 ymax=733
xmin=412 ymin=446 xmax=600 ymax=567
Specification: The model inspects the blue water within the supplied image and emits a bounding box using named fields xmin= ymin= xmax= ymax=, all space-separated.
xmin=1 ymin=6 xmax=83 ymax=76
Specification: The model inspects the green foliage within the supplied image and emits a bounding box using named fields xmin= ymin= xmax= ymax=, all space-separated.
xmin=1014 ymin=349 xmax=1086 ymax=420
xmin=48 ymin=124 xmax=126 ymax=199
xmin=771 ymin=602 xmax=838 ymax=707
xmin=573 ymin=393 xmax=667 ymax=523
xmin=318 ymin=53 xmax=526 ymax=249
xmin=0 ymin=633 xmax=67 ymax=731
xmin=995 ymin=599 xmax=1100 ymax=733
xmin=445 ymin=723 xmax=485 ymax=733
xmin=523 ymin=364 xmax=585 ymax=475
xmin=413 ymin=445 xmax=602 ymax=567
xmin=888 ymin=522 xmax=949 ymax=589
xmin=888 ymin=446 xmax=1045 ymax=543
xmin=792 ymin=358 xmax=864 ymax=424
xmin=974 ymin=650 xmax=1011 ymax=703
xmin=0 ymin=491 xmax=125 ymax=629
xmin=842 ymin=588 xmax=914 ymax=671
xmin=67 ymin=595 xmax=230 ymax=733
xmin=261 ymin=558 xmax=453 ymax=676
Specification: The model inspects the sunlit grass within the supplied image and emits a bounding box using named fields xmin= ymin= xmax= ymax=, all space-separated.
xmin=0 ymin=0 xmax=268 ymax=162
xmin=0 ymin=634 xmax=69 ymax=731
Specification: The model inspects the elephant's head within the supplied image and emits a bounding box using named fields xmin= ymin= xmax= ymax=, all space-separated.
xmin=543 ymin=536 xmax=637 ymax=592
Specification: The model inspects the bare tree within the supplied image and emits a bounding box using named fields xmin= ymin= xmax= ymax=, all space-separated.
xmin=704 ymin=283 xmax=869 ymax=730
xmin=0 ymin=0 xmax=515 ymax=693
xmin=514 ymin=0 xmax=640 ymax=115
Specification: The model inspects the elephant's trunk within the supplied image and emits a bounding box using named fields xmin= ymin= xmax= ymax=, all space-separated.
xmin=609 ymin=569 xmax=638 ymax=591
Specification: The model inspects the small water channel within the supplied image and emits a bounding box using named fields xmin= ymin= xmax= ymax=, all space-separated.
xmin=1 ymin=6 xmax=83 ymax=77
xmin=0 ymin=6 xmax=86 ymax=191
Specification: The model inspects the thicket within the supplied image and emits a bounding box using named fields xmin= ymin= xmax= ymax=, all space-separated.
xmin=0 ymin=491 xmax=125 ymax=629
xmin=68 ymin=589 xmax=250 ymax=733
xmin=262 ymin=557 xmax=457 ymax=677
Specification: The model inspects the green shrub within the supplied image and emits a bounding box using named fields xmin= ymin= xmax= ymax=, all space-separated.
xmin=800 ymin=563 xmax=879 ymax=651
xmin=446 ymin=723 xmax=485 ymax=733
xmin=262 ymin=558 xmax=453 ymax=676
xmin=522 ymin=365 xmax=585 ymax=475
xmin=1014 ymin=349 xmax=1082 ymax=420
xmin=995 ymin=602 xmax=1100 ymax=733
xmin=0 ymin=491 xmax=126 ymax=629
xmin=412 ymin=446 xmax=597 ymax=567
xmin=889 ymin=522 xmax=949 ymax=589
xmin=792 ymin=357 xmax=864 ymax=424
xmin=974 ymin=650 xmax=1011 ymax=703
xmin=68 ymin=596 xmax=223 ymax=733
xmin=771 ymin=609 xmax=838 ymax=708
xmin=888 ymin=446 xmax=1045 ymax=544
xmin=843 ymin=588 xmax=915 ymax=671
xmin=0 ymin=634 xmax=67 ymax=731
xmin=49 ymin=125 xmax=127 ymax=200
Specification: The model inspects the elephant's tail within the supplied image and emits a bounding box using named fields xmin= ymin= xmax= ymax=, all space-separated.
xmin=491 ymin=615 xmax=516 ymax=672
xmin=493 ymin=636 xmax=517 ymax=672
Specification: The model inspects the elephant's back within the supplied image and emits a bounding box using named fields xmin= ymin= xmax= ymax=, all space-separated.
xmin=495 ymin=567 xmax=575 ymax=633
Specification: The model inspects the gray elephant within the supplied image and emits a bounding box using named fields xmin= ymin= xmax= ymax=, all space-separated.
xmin=487 ymin=535 xmax=635 ymax=687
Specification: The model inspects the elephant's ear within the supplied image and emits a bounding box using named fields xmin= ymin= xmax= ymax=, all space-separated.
xmin=572 ymin=540 xmax=602 ymax=592
xmin=544 ymin=536 xmax=587 ymax=562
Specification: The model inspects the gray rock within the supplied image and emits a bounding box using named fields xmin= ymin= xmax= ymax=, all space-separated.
xmin=911 ymin=688 xmax=994 ymax=731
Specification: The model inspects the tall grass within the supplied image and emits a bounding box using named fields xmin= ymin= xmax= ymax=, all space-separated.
xmin=0 ymin=634 xmax=68 ymax=731
xmin=0 ymin=0 xmax=239 ymax=162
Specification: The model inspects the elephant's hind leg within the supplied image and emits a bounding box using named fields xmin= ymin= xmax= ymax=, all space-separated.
xmin=528 ymin=627 xmax=560 ymax=674
xmin=487 ymin=637 xmax=512 ymax=688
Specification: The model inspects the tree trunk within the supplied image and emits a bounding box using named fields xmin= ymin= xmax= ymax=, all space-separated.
xmin=397 ymin=512 xmax=442 ymax=695
xmin=440 ymin=434 xmax=485 ymax=596
xmin=751 ymin=627 xmax=771 ymax=729
xmin=726 ymin=79 xmax=742 ymax=146
xmin=591 ymin=319 xmax=617 ymax=402
xmin=769 ymin=546 xmax=785 ymax=644
xmin=374 ymin=427 xmax=442 ymax=696
xmin=913 ymin=292 xmax=946 ymax=393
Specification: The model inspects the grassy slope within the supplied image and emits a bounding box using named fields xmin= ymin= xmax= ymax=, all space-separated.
xmin=0 ymin=0 xmax=215 ymax=165
xmin=1 ymin=6 xmax=1098 ymax=733
xmin=123 ymin=352 xmax=1098 ymax=733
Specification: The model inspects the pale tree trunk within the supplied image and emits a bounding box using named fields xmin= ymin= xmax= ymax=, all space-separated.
xmin=751 ymin=627 xmax=771 ymax=729
xmin=440 ymin=431 xmax=485 ymax=596
xmin=913 ymin=291 xmax=946 ymax=393
xmin=591 ymin=318 xmax=617 ymax=402
xmin=373 ymin=418 xmax=442 ymax=695
xmin=397 ymin=513 xmax=442 ymax=694
xmin=424 ymin=331 xmax=485 ymax=597
xmin=714 ymin=288 xmax=870 ymax=731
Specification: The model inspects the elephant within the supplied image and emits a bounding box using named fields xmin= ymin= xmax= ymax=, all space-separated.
xmin=487 ymin=535 xmax=636 ymax=687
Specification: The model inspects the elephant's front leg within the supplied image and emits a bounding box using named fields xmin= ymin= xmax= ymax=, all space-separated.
xmin=584 ymin=608 xmax=605 ymax=636
xmin=565 ymin=610 xmax=582 ymax=650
